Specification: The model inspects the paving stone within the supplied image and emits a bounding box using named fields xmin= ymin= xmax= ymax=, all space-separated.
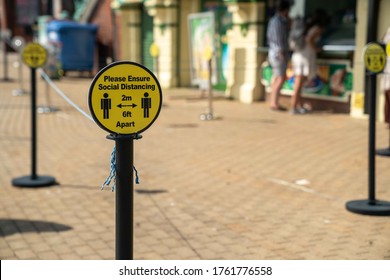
xmin=14 ymin=249 xmax=37 ymax=259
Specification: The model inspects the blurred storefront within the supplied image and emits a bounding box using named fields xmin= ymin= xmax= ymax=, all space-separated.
xmin=110 ymin=0 xmax=390 ymax=120
xmin=2 ymin=0 xmax=390 ymax=121
xmin=111 ymin=0 xmax=266 ymax=102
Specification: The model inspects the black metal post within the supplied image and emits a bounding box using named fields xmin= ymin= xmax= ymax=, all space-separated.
xmin=116 ymin=137 xmax=133 ymax=260
xmin=368 ymin=74 xmax=376 ymax=203
xmin=346 ymin=73 xmax=390 ymax=215
xmin=1 ymin=0 xmax=10 ymax=81
xmin=31 ymin=68 xmax=37 ymax=179
xmin=107 ymin=134 xmax=141 ymax=260
xmin=1 ymin=39 xmax=10 ymax=81
xmin=345 ymin=0 xmax=390 ymax=216
xmin=345 ymin=75 xmax=390 ymax=214
xmin=12 ymin=67 xmax=56 ymax=188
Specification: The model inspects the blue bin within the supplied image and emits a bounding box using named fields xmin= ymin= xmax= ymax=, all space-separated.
xmin=46 ymin=20 xmax=98 ymax=72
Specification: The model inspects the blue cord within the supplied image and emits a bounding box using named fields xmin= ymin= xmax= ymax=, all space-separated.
xmin=133 ymin=166 xmax=140 ymax=184
xmin=102 ymin=145 xmax=140 ymax=192
xmin=101 ymin=145 xmax=117 ymax=192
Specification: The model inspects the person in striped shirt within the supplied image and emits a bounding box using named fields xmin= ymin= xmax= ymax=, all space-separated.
xmin=266 ymin=0 xmax=291 ymax=111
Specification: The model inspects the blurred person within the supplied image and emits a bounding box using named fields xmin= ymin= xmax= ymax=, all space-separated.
xmin=381 ymin=27 xmax=390 ymax=128
xmin=290 ymin=9 xmax=329 ymax=114
xmin=266 ymin=0 xmax=291 ymax=111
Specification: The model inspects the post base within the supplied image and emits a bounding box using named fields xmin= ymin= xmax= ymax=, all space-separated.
xmin=37 ymin=106 xmax=59 ymax=114
xmin=0 ymin=78 xmax=13 ymax=82
xmin=12 ymin=88 xmax=27 ymax=96
xmin=376 ymin=147 xmax=390 ymax=157
xmin=12 ymin=175 xmax=57 ymax=188
xmin=346 ymin=199 xmax=390 ymax=216
xmin=200 ymin=113 xmax=222 ymax=121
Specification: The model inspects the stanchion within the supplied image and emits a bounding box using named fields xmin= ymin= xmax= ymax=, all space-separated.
xmin=107 ymin=134 xmax=142 ymax=260
xmin=1 ymin=29 xmax=11 ymax=82
xmin=200 ymin=48 xmax=216 ymax=121
xmin=88 ymin=61 xmax=163 ymax=260
xmin=346 ymin=42 xmax=390 ymax=215
xmin=12 ymin=42 xmax=56 ymax=188
xmin=12 ymin=67 xmax=56 ymax=187
xmin=200 ymin=59 xmax=214 ymax=121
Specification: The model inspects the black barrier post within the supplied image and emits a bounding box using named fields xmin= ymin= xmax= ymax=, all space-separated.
xmin=116 ymin=137 xmax=133 ymax=260
xmin=346 ymin=74 xmax=390 ymax=215
xmin=31 ymin=68 xmax=37 ymax=179
xmin=107 ymin=134 xmax=141 ymax=260
xmin=345 ymin=0 xmax=390 ymax=215
xmin=1 ymin=38 xmax=10 ymax=81
xmin=115 ymin=136 xmax=133 ymax=260
xmin=12 ymin=67 xmax=56 ymax=187
xmin=367 ymin=0 xmax=388 ymax=159
xmin=88 ymin=61 xmax=163 ymax=260
xmin=368 ymin=74 xmax=377 ymax=202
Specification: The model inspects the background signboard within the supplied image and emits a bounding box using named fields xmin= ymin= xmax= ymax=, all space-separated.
xmin=188 ymin=11 xmax=218 ymax=88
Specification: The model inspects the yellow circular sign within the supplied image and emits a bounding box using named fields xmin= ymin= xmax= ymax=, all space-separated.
xmin=150 ymin=42 xmax=160 ymax=58
xmin=88 ymin=61 xmax=162 ymax=135
xmin=21 ymin=42 xmax=47 ymax=68
xmin=363 ymin=42 xmax=386 ymax=73
xmin=386 ymin=42 xmax=390 ymax=58
xmin=203 ymin=46 xmax=213 ymax=61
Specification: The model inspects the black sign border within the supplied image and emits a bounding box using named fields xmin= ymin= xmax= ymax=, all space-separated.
xmin=88 ymin=60 xmax=163 ymax=136
xmin=363 ymin=42 xmax=386 ymax=74
xmin=22 ymin=42 xmax=47 ymax=69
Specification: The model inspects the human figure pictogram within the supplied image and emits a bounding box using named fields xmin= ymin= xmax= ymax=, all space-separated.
xmin=141 ymin=92 xmax=151 ymax=118
xmin=101 ymin=93 xmax=111 ymax=119
xmin=31 ymin=54 xmax=39 ymax=65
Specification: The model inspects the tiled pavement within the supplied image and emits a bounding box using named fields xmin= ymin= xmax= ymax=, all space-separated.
xmin=1 ymin=53 xmax=390 ymax=260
